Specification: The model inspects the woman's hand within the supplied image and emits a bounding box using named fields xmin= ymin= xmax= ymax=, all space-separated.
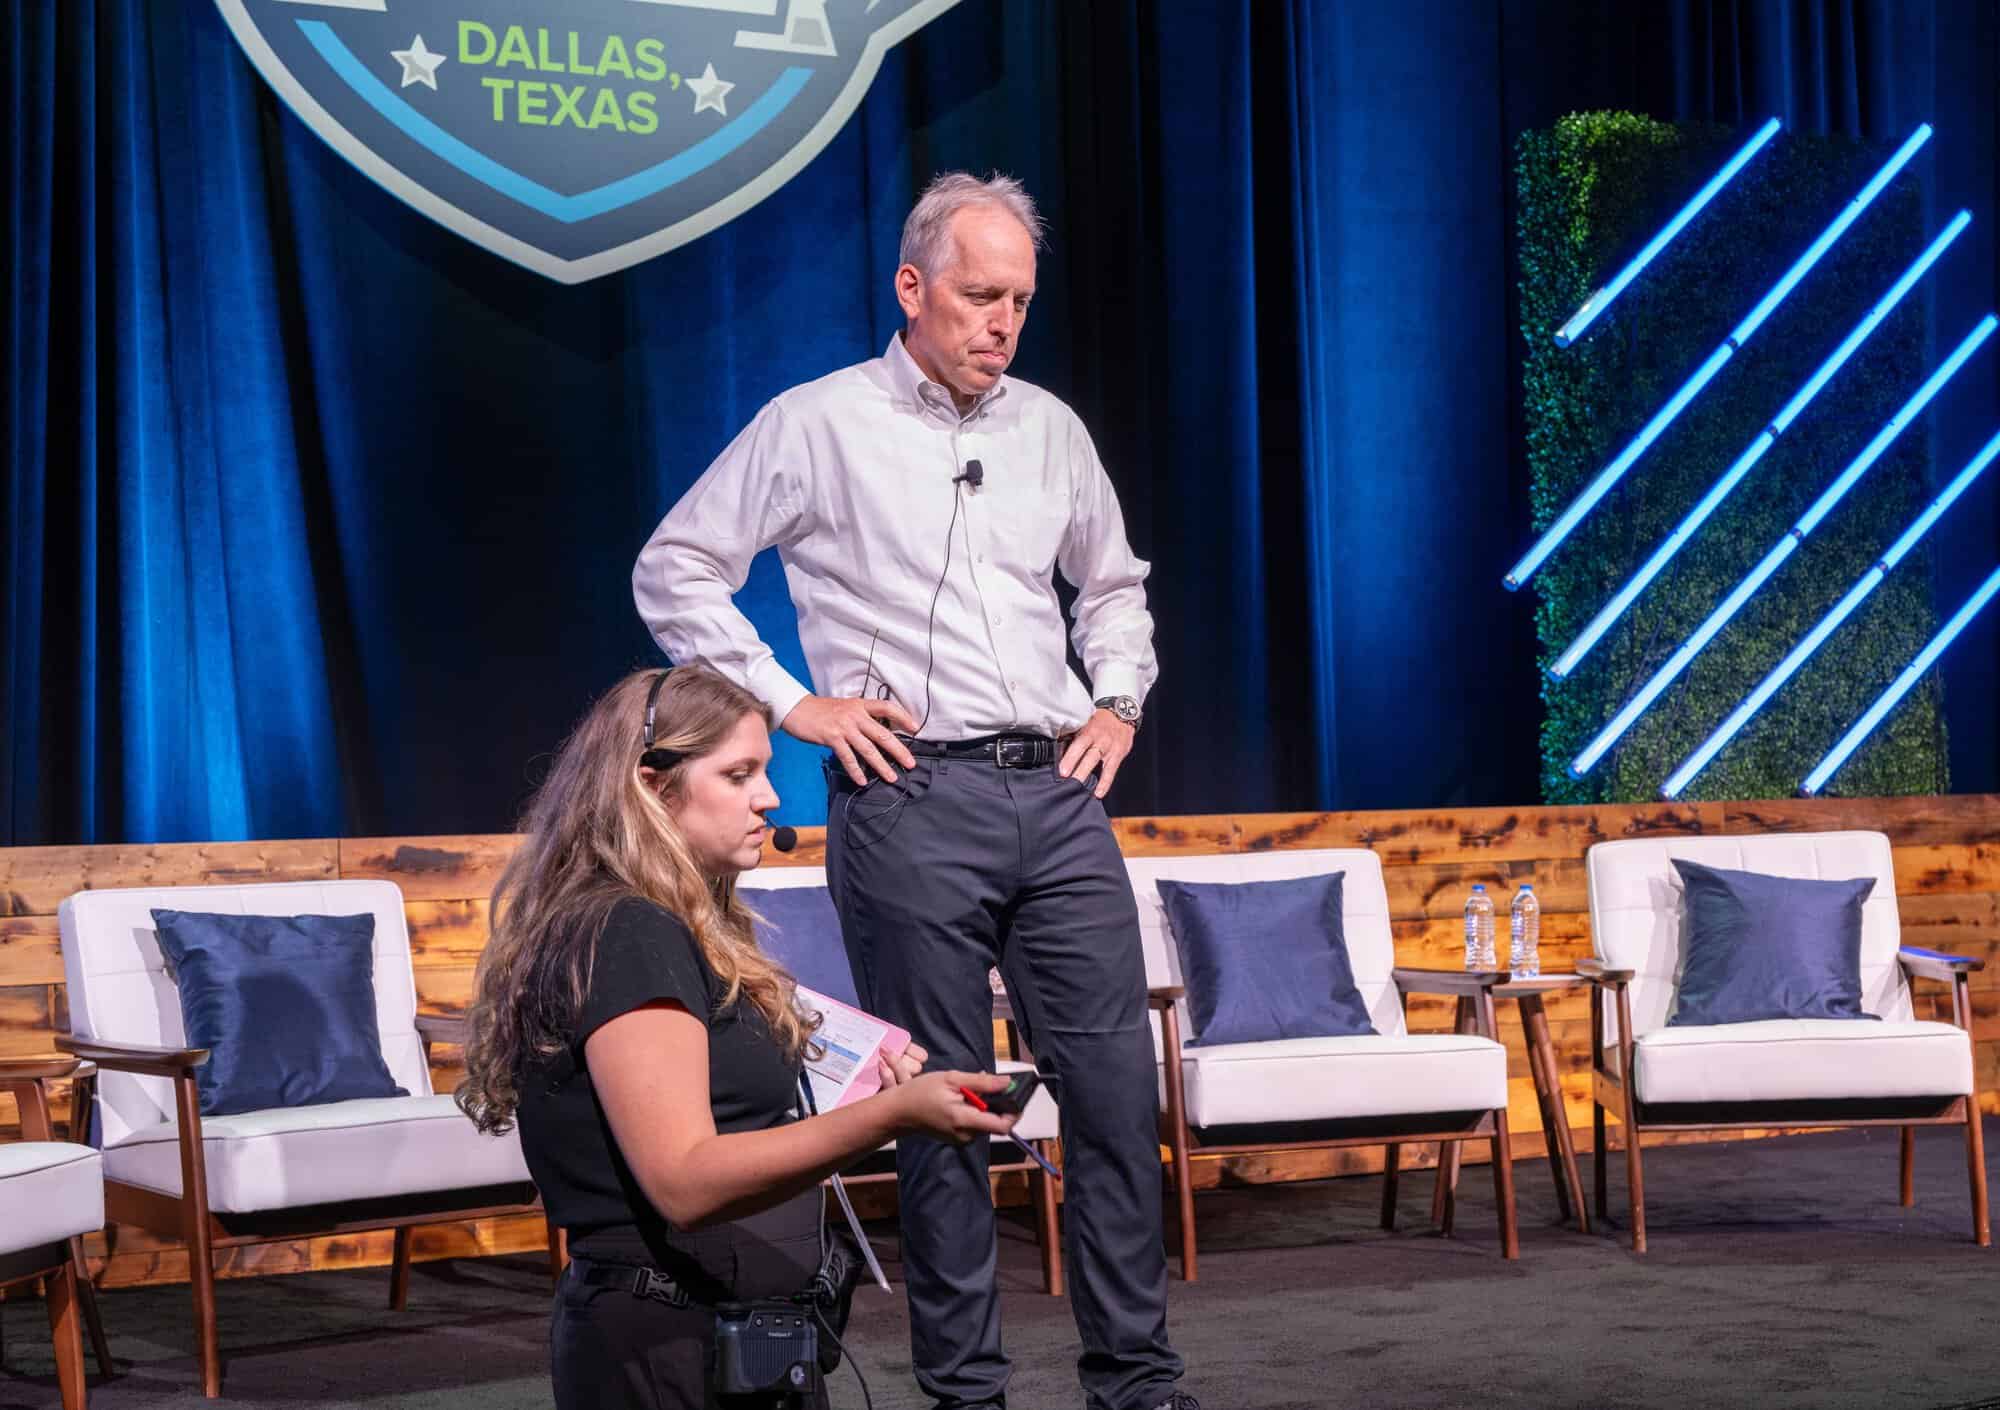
xmin=884 ymin=1070 xmax=1018 ymax=1144
xmin=875 ymin=1041 xmax=928 ymax=1089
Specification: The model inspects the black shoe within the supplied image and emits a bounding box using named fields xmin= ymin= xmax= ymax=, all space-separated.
xmin=1153 ymin=1396 xmax=1200 ymax=1410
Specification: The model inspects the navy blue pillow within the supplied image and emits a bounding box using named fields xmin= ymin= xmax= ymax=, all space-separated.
xmin=150 ymin=910 xmax=409 ymax=1116
xmin=743 ymin=886 xmax=860 ymax=1008
xmin=1158 ymin=872 xmax=1376 ymax=1046
xmin=1668 ymin=860 xmax=1880 ymax=1027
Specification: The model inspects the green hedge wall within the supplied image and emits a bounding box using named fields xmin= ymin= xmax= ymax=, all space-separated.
xmin=1517 ymin=111 xmax=1950 ymax=805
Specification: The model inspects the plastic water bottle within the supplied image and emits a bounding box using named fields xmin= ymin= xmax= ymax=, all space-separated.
xmin=1464 ymin=885 xmax=1497 ymax=971
xmin=1510 ymin=885 xmax=1541 ymax=979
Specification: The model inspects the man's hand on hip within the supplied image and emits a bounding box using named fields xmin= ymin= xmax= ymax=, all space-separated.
xmin=1059 ymin=709 xmax=1137 ymax=799
xmin=782 ymin=695 xmax=920 ymax=786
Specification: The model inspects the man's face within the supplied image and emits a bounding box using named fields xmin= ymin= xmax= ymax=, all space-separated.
xmin=896 ymin=204 xmax=1036 ymax=406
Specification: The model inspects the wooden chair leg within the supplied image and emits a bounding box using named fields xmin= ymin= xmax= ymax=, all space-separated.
xmin=1966 ymin=1102 xmax=1990 ymax=1248
xmin=1168 ymin=1129 xmax=1197 ymax=1283
xmin=1438 ymin=1142 xmax=1459 ymax=1237
xmin=69 ymin=1237 xmax=112 ymax=1378
xmin=1380 ymin=1143 xmax=1400 ymax=1231
xmin=1622 ymin=1090 xmax=1647 ymax=1255
xmin=1033 ymin=1141 xmax=1063 ymax=1297
xmin=1490 ymin=1110 xmax=1519 ymax=1261
xmin=186 ymin=1215 xmax=220 ymax=1396
xmin=47 ymin=1259 xmax=87 ymax=1410
xmin=1593 ymin=1099 xmax=1608 ymax=1222
xmin=389 ymin=1227 xmax=413 ymax=1311
xmin=168 ymin=1075 xmax=224 ymax=1398
xmin=1900 ymin=1125 xmax=1916 ymax=1207
xmin=1157 ymin=1007 xmax=1198 ymax=1283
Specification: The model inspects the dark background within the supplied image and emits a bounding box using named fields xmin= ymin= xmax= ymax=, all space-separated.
xmin=6 ymin=0 xmax=1999 ymax=845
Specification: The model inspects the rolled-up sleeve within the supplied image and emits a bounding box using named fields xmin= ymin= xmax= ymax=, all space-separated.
xmin=632 ymin=401 xmax=814 ymax=726
xmin=1057 ymin=417 xmax=1159 ymax=707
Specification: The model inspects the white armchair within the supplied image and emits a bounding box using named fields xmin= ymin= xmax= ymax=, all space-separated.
xmin=1 ymin=1057 xmax=109 ymax=1410
xmin=56 ymin=881 xmax=541 ymax=1397
xmin=1128 ymin=849 xmax=1517 ymax=1280
xmin=1583 ymin=830 xmax=1988 ymax=1252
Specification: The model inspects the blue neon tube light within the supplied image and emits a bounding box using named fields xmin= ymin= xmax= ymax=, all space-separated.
xmin=1506 ymin=123 xmax=1935 ymax=593
xmin=1803 ymin=563 xmax=2000 ymax=795
xmin=1569 ymin=312 xmax=1996 ymax=778
xmin=1549 ymin=211 xmax=1973 ymax=679
xmin=1554 ymin=118 xmax=1782 ymax=349
xmin=1661 ymin=426 xmax=2000 ymax=797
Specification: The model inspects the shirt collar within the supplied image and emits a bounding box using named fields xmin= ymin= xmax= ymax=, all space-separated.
xmin=884 ymin=332 xmax=1007 ymax=419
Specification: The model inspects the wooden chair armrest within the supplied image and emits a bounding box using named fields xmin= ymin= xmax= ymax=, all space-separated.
xmin=1391 ymin=967 xmax=1511 ymax=995
xmin=1575 ymin=958 xmax=1634 ymax=985
xmin=56 ymin=1034 xmax=210 ymax=1077
xmin=1898 ymin=946 xmax=1986 ymax=982
xmin=414 ymin=1014 xmax=469 ymax=1046
xmin=0 ymin=1056 xmax=82 ymax=1083
xmin=1146 ymin=985 xmax=1185 ymax=1009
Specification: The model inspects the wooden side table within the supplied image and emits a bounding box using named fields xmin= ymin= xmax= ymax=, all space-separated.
xmin=1431 ymin=975 xmax=1591 ymax=1234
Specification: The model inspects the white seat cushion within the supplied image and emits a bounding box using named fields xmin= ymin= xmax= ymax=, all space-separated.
xmin=1168 ymin=1034 xmax=1507 ymax=1129
xmin=0 ymin=1143 xmax=104 ymax=1252
xmin=103 ymin=1094 xmax=531 ymax=1213
xmin=1631 ymin=1020 xmax=1973 ymax=1104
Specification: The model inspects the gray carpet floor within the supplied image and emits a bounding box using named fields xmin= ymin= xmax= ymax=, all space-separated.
xmin=4 ymin=1121 xmax=1998 ymax=1409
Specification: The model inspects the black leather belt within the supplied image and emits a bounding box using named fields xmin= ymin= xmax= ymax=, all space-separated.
xmin=903 ymin=733 xmax=1062 ymax=768
xmin=575 ymin=1259 xmax=693 ymax=1308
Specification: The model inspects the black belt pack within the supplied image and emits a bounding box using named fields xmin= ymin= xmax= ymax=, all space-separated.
xmin=574 ymin=1224 xmax=862 ymax=1391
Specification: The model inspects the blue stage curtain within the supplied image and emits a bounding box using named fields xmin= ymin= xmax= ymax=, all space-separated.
xmin=5 ymin=1 xmax=1996 ymax=845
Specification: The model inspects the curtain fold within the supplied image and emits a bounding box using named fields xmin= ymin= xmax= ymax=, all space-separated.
xmin=5 ymin=0 xmax=1993 ymax=844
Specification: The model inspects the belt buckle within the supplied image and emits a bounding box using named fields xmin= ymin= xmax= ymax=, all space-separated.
xmin=634 ymin=1267 xmax=689 ymax=1308
xmin=995 ymin=737 xmax=1033 ymax=769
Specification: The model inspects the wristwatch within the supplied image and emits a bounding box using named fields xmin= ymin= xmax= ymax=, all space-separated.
xmin=1094 ymin=695 xmax=1142 ymax=729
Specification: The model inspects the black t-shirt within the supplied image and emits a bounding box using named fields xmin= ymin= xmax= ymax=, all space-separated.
xmin=515 ymin=896 xmax=807 ymax=1267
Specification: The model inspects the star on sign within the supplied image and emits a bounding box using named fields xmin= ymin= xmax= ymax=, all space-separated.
xmin=391 ymin=34 xmax=446 ymax=90
xmin=687 ymin=62 xmax=735 ymax=117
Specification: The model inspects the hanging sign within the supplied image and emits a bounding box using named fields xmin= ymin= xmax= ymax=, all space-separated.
xmin=215 ymin=0 xmax=961 ymax=282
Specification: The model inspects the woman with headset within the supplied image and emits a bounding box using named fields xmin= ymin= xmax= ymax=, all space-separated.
xmin=459 ymin=666 xmax=1016 ymax=1408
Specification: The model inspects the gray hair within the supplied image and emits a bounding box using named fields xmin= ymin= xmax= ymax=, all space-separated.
xmin=898 ymin=171 xmax=1046 ymax=277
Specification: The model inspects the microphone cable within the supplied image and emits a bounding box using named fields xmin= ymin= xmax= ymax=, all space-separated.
xmin=914 ymin=471 xmax=972 ymax=738
xmin=839 ymin=460 xmax=980 ymax=852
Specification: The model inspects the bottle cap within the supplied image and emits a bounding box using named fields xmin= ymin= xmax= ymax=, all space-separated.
xmin=1520 ymin=884 xmax=1534 ymax=892
xmin=1471 ymin=884 xmax=1486 ymax=892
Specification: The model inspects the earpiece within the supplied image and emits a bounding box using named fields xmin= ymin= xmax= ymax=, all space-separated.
xmin=640 ymin=670 xmax=687 ymax=770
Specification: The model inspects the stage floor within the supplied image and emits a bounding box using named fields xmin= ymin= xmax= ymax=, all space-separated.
xmin=7 ymin=1121 xmax=1997 ymax=1409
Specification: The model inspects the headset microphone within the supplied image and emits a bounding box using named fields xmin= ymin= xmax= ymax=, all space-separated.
xmin=955 ymin=459 xmax=985 ymax=489
xmin=770 ymin=825 xmax=799 ymax=853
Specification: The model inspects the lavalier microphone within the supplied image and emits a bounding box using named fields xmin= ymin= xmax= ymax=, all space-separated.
xmin=954 ymin=458 xmax=985 ymax=489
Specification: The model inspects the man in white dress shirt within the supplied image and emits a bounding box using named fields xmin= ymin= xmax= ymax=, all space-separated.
xmin=634 ymin=172 xmax=1192 ymax=1410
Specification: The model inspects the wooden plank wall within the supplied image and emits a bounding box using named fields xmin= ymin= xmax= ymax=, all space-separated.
xmin=3 ymin=795 xmax=1995 ymax=1289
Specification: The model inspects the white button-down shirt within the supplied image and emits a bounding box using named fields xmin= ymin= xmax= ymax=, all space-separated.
xmin=633 ymin=335 xmax=1157 ymax=740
